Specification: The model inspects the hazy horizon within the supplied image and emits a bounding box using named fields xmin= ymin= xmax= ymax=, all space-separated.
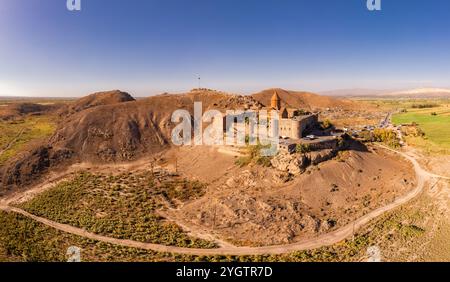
xmin=2 ymin=0 xmax=450 ymax=97
xmin=1 ymin=85 xmax=450 ymax=98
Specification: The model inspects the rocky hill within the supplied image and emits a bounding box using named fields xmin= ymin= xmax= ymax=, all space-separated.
xmin=252 ymin=88 xmax=356 ymax=110
xmin=0 ymin=89 xmax=261 ymax=189
xmin=58 ymin=90 xmax=135 ymax=117
xmin=0 ymin=88 xmax=361 ymax=190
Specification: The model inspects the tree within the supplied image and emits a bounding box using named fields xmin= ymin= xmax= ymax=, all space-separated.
xmin=373 ymin=128 xmax=400 ymax=148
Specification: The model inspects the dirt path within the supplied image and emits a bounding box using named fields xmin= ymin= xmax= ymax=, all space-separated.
xmin=0 ymin=147 xmax=447 ymax=256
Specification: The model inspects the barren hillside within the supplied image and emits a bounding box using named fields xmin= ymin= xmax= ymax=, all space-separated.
xmin=252 ymin=88 xmax=357 ymax=110
xmin=162 ymin=146 xmax=416 ymax=246
xmin=0 ymin=88 xmax=379 ymax=190
xmin=0 ymin=89 xmax=260 ymax=189
xmin=58 ymin=90 xmax=135 ymax=117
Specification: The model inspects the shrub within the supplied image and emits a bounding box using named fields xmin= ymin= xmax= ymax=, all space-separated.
xmin=235 ymin=156 xmax=251 ymax=167
xmin=236 ymin=144 xmax=273 ymax=167
xmin=296 ymin=144 xmax=311 ymax=153
xmin=401 ymin=125 xmax=425 ymax=137
xmin=321 ymin=119 xmax=333 ymax=130
xmin=336 ymin=151 xmax=348 ymax=162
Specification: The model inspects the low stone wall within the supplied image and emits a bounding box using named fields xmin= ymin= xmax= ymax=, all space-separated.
xmin=278 ymin=137 xmax=338 ymax=154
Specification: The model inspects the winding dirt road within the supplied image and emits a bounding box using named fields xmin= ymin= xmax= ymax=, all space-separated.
xmin=0 ymin=146 xmax=447 ymax=256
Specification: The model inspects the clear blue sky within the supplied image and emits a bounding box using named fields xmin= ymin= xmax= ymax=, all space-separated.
xmin=1 ymin=0 xmax=450 ymax=97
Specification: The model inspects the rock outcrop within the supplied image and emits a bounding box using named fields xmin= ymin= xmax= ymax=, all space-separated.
xmin=271 ymin=149 xmax=337 ymax=175
xmin=1 ymin=146 xmax=73 ymax=188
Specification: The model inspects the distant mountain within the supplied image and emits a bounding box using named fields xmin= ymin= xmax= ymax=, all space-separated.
xmin=319 ymin=89 xmax=392 ymax=97
xmin=320 ymin=87 xmax=450 ymax=98
xmin=381 ymin=88 xmax=450 ymax=98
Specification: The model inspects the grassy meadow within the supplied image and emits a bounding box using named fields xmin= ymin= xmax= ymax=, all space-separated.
xmin=358 ymin=98 xmax=449 ymax=154
xmin=392 ymin=101 xmax=450 ymax=154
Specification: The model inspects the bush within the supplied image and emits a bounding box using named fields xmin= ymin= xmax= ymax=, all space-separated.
xmin=235 ymin=156 xmax=251 ymax=167
xmin=401 ymin=125 xmax=425 ymax=137
xmin=336 ymin=151 xmax=348 ymax=162
xmin=358 ymin=130 xmax=373 ymax=142
xmin=236 ymin=145 xmax=273 ymax=167
xmin=321 ymin=119 xmax=333 ymax=130
xmin=296 ymin=144 xmax=311 ymax=153
xmin=256 ymin=156 xmax=272 ymax=167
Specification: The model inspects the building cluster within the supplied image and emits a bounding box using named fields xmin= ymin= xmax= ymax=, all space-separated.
xmin=220 ymin=91 xmax=336 ymax=154
xmin=269 ymin=91 xmax=318 ymax=139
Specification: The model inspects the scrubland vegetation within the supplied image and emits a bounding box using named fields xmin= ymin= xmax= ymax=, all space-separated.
xmin=235 ymin=144 xmax=272 ymax=167
xmin=0 ymin=195 xmax=430 ymax=262
xmin=0 ymin=116 xmax=56 ymax=165
xmin=17 ymin=171 xmax=216 ymax=249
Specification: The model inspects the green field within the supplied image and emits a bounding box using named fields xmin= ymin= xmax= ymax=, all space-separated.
xmin=0 ymin=116 xmax=56 ymax=165
xmin=392 ymin=105 xmax=450 ymax=154
xmin=362 ymin=98 xmax=450 ymax=111
xmin=358 ymin=97 xmax=450 ymax=153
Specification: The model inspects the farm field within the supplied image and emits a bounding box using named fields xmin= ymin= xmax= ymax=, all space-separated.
xmin=392 ymin=102 xmax=450 ymax=154
xmin=363 ymin=98 xmax=450 ymax=112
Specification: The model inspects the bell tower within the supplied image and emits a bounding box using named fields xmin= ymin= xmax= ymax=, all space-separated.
xmin=271 ymin=91 xmax=281 ymax=110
